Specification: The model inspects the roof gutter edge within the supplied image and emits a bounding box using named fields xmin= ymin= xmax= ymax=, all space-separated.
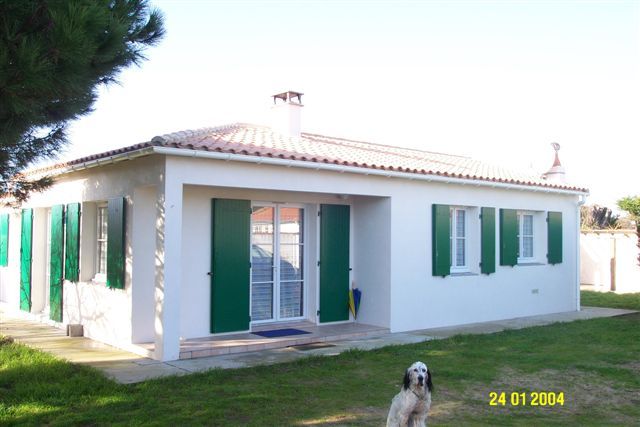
xmin=30 ymin=146 xmax=157 ymax=178
xmin=153 ymin=146 xmax=589 ymax=196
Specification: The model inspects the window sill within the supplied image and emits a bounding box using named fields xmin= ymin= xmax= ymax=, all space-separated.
xmin=92 ymin=274 xmax=107 ymax=285
xmin=517 ymin=262 xmax=545 ymax=266
xmin=450 ymin=271 xmax=478 ymax=277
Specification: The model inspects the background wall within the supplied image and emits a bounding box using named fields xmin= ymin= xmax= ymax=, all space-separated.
xmin=581 ymin=230 xmax=640 ymax=294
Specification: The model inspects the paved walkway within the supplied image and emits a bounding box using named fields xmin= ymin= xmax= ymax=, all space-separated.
xmin=1 ymin=307 xmax=635 ymax=384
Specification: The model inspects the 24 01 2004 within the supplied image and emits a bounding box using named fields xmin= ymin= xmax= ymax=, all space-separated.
xmin=489 ymin=391 xmax=565 ymax=406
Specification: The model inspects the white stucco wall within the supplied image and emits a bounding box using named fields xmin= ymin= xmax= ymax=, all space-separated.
xmin=0 ymin=156 xmax=163 ymax=352
xmin=167 ymin=156 xmax=580 ymax=335
xmin=581 ymin=231 xmax=640 ymax=294
xmin=387 ymin=183 xmax=579 ymax=332
xmin=1 ymin=151 xmax=582 ymax=360
xmin=352 ymin=196 xmax=391 ymax=328
xmin=0 ymin=212 xmax=22 ymax=307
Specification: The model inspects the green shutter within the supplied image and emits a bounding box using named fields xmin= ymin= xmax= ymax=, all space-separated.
xmin=50 ymin=205 xmax=64 ymax=322
xmin=211 ymin=199 xmax=251 ymax=333
xmin=432 ymin=204 xmax=450 ymax=277
xmin=107 ymin=197 xmax=126 ymax=289
xmin=481 ymin=207 xmax=496 ymax=274
xmin=20 ymin=209 xmax=33 ymax=311
xmin=0 ymin=214 xmax=9 ymax=267
xmin=64 ymin=203 xmax=81 ymax=282
xmin=319 ymin=204 xmax=350 ymax=323
xmin=547 ymin=211 xmax=563 ymax=264
xmin=500 ymin=209 xmax=518 ymax=266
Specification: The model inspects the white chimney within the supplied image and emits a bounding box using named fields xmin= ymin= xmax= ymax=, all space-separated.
xmin=271 ymin=91 xmax=303 ymax=138
xmin=541 ymin=142 xmax=566 ymax=184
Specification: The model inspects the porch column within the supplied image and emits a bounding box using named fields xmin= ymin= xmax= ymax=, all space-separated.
xmin=154 ymin=175 xmax=183 ymax=361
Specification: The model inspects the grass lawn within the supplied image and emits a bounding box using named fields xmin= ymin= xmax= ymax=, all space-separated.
xmin=1 ymin=296 xmax=638 ymax=426
xmin=581 ymin=290 xmax=640 ymax=311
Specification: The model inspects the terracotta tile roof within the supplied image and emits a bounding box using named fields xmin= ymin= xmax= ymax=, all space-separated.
xmin=31 ymin=123 xmax=588 ymax=193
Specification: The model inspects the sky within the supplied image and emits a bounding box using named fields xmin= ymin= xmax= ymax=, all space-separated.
xmin=63 ymin=0 xmax=640 ymax=209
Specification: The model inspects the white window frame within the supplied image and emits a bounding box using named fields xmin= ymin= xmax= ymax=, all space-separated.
xmin=94 ymin=203 xmax=108 ymax=283
xmin=449 ymin=207 xmax=468 ymax=272
xmin=517 ymin=211 xmax=535 ymax=263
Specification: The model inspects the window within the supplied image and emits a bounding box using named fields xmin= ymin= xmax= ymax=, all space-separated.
xmin=95 ymin=204 xmax=107 ymax=281
xmin=517 ymin=212 xmax=534 ymax=262
xmin=449 ymin=207 xmax=467 ymax=271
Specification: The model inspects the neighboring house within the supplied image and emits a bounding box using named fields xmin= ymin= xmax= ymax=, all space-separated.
xmin=581 ymin=229 xmax=640 ymax=294
xmin=0 ymin=92 xmax=588 ymax=361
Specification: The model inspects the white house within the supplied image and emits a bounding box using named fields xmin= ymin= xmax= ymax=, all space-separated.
xmin=0 ymin=92 xmax=588 ymax=361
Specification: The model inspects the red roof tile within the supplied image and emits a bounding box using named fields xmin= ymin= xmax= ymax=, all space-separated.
xmin=29 ymin=123 xmax=588 ymax=193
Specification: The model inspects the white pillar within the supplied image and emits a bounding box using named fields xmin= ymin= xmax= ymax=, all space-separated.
xmin=131 ymin=186 xmax=157 ymax=343
xmin=154 ymin=170 xmax=183 ymax=361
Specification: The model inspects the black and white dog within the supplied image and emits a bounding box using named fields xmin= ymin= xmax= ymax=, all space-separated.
xmin=386 ymin=361 xmax=433 ymax=427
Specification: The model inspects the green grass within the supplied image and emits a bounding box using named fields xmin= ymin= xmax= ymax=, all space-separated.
xmin=581 ymin=290 xmax=640 ymax=311
xmin=2 ymin=312 xmax=639 ymax=426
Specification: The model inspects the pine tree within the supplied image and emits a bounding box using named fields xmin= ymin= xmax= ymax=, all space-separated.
xmin=0 ymin=0 xmax=164 ymax=202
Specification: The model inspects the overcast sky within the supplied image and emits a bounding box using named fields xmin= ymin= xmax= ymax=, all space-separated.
xmin=63 ymin=0 xmax=640 ymax=208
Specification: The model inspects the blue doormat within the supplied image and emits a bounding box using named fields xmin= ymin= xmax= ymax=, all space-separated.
xmin=253 ymin=328 xmax=311 ymax=338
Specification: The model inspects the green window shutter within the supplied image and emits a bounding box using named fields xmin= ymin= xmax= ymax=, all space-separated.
xmin=480 ymin=207 xmax=496 ymax=274
xmin=499 ymin=209 xmax=518 ymax=266
xmin=64 ymin=203 xmax=81 ymax=282
xmin=0 ymin=213 xmax=9 ymax=267
xmin=50 ymin=205 xmax=64 ymax=322
xmin=211 ymin=199 xmax=251 ymax=333
xmin=319 ymin=204 xmax=350 ymax=323
xmin=547 ymin=211 xmax=563 ymax=264
xmin=107 ymin=197 xmax=126 ymax=289
xmin=20 ymin=208 xmax=33 ymax=311
xmin=432 ymin=204 xmax=450 ymax=277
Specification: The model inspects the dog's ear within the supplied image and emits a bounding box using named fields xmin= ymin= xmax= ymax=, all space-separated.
xmin=426 ymin=368 xmax=433 ymax=392
xmin=403 ymin=369 xmax=411 ymax=390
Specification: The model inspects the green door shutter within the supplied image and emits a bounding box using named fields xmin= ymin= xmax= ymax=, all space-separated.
xmin=107 ymin=197 xmax=126 ymax=289
xmin=547 ymin=211 xmax=563 ymax=264
xmin=432 ymin=204 xmax=450 ymax=277
xmin=20 ymin=209 xmax=33 ymax=311
xmin=211 ymin=199 xmax=251 ymax=333
xmin=500 ymin=209 xmax=518 ymax=266
xmin=480 ymin=207 xmax=496 ymax=274
xmin=64 ymin=203 xmax=81 ymax=282
xmin=0 ymin=214 xmax=9 ymax=267
xmin=319 ymin=204 xmax=350 ymax=323
xmin=50 ymin=205 xmax=64 ymax=322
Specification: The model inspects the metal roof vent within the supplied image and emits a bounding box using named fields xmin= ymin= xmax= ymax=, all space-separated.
xmin=541 ymin=142 xmax=566 ymax=184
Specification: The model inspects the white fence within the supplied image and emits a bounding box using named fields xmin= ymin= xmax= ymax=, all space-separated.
xmin=580 ymin=230 xmax=640 ymax=294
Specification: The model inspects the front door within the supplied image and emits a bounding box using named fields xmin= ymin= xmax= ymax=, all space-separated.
xmin=251 ymin=205 xmax=304 ymax=323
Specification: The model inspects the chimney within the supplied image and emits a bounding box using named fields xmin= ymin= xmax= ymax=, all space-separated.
xmin=541 ymin=142 xmax=566 ymax=184
xmin=271 ymin=91 xmax=303 ymax=138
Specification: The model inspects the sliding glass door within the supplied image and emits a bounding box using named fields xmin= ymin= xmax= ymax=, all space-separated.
xmin=251 ymin=205 xmax=304 ymax=323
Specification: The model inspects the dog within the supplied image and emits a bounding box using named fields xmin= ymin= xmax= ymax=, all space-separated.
xmin=386 ymin=361 xmax=433 ymax=427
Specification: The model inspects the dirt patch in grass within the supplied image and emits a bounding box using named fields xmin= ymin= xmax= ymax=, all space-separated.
xmin=296 ymin=406 xmax=387 ymax=426
xmin=426 ymin=367 xmax=637 ymax=425
xmin=622 ymin=361 xmax=640 ymax=375
xmin=0 ymin=336 xmax=14 ymax=346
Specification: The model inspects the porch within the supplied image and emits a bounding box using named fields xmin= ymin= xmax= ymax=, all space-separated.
xmin=136 ymin=321 xmax=388 ymax=360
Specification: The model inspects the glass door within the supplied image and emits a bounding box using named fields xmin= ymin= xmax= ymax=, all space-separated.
xmin=251 ymin=205 xmax=304 ymax=323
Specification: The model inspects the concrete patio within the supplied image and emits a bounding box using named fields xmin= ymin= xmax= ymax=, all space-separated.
xmin=1 ymin=306 xmax=635 ymax=384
